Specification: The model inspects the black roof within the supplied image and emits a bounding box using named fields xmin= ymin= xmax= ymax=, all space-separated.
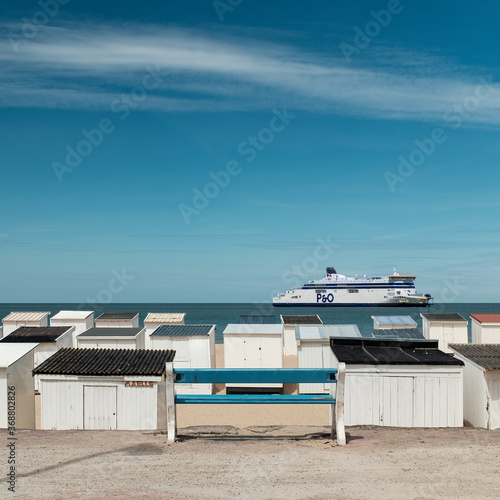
xmin=450 ymin=344 xmax=500 ymax=371
xmin=96 ymin=312 xmax=139 ymax=320
xmin=238 ymin=315 xmax=276 ymax=324
xmin=151 ymin=325 xmax=215 ymax=336
xmin=371 ymin=328 xmax=425 ymax=340
xmin=281 ymin=315 xmax=323 ymax=325
xmin=32 ymin=348 xmax=175 ymax=376
xmin=421 ymin=313 xmax=467 ymax=322
xmin=0 ymin=327 xmax=71 ymax=343
xmin=330 ymin=338 xmax=464 ymax=366
xmin=78 ymin=327 xmax=143 ymax=338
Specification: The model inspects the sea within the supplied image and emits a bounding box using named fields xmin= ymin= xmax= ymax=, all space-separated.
xmin=2 ymin=302 xmax=499 ymax=343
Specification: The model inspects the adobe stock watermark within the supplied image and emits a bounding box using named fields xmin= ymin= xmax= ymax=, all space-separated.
xmin=51 ymin=65 xmax=163 ymax=182
xmin=178 ymin=106 xmax=296 ymax=224
xmin=385 ymin=75 xmax=495 ymax=192
xmin=339 ymin=0 xmax=410 ymax=63
xmin=248 ymin=236 xmax=338 ymax=317
xmin=431 ymin=277 xmax=467 ymax=313
xmin=78 ymin=268 xmax=135 ymax=308
xmin=7 ymin=0 xmax=70 ymax=54
xmin=212 ymin=0 xmax=243 ymax=21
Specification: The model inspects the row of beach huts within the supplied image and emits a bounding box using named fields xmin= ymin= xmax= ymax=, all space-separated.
xmin=1 ymin=310 xmax=499 ymax=432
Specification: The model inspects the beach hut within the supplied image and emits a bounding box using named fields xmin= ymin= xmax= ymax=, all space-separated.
xmin=449 ymin=344 xmax=500 ymax=429
xmin=95 ymin=312 xmax=139 ymax=328
xmin=2 ymin=312 xmax=50 ymax=337
xmin=470 ymin=314 xmax=500 ymax=344
xmin=33 ymin=348 xmax=175 ymax=430
xmin=50 ymin=310 xmax=95 ymax=346
xmin=372 ymin=315 xmax=417 ymax=330
xmin=281 ymin=315 xmax=323 ymax=358
xmin=223 ymin=324 xmax=283 ymax=391
xmin=330 ymin=338 xmax=464 ymax=427
xmin=0 ymin=326 xmax=74 ymax=368
xmin=420 ymin=313 xmax=468 ymax=353
xmin=0 ymin=343 xmax=38 ymax=429
xmin=76 ymin=327 xmax=147 ymax=350
xmin=149 ymin=324 xmax=216 ymax=394
xmin=144 ymin=313 xmax=186 ymax=335
xmin=296 ymin=324 xmax=361 ymax=394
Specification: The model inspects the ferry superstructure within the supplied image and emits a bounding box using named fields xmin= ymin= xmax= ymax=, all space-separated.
xmin=273 ymin=267 xmax=432 ymax=307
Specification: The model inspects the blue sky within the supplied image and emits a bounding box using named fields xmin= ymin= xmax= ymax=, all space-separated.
xmin=1 ymin=0 xmax=499 ymax=303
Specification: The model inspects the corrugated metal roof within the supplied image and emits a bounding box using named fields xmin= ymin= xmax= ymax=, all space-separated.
xmin=223 ymin=324 xmax=283 ymax=335
xmin=281 ymin=315 xmax=323 ymax=325
xmin=51 ymin=310 xmax=94 ymax=320
xmin=372 ymin=315 xmax=417 ymax=326
xmin=420 ymin=313 xmax=467 ymax=322
xmin=144 ymin=313 xmax=186 ymax=323
xmin=238 ymin=315 xmax=276 ymax=324
xmin=0 ymin=327 xmax=71 ymax=343
xmin=449 ymin=344 xmax=500 ymax=370
xmin=469 ymin=313 xmax=500 ymax=324
xmin=0 ymin=343 xmax=39 ymax=367
xmin=151 ymin=325 xmax=215 ymax=336
xmin=295 ymin=325 xmax=361 ymax=341
xmin=3 ymin=311 xmax=50 ymax=322
xmin=78 ymin=327 xmax=143 ymax=338
xmin=32 ymin=348 xmax=175 ymax=376
xmin=330 ymin=338 xmax=463 ymax=366
xmin=96 ymin=312 xmax=139 ymax=320
xmin=372 ymin=328 xmax=425 ymax=340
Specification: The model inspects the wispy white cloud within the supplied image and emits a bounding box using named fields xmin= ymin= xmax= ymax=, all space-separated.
xmin=1 ymin=21 xmax=500 ymax=125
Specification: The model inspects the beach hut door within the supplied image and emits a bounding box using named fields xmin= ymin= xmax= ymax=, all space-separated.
xmin=83 ymin=386 xmax=117 ymax=430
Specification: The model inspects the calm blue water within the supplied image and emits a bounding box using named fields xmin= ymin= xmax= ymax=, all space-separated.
xmin=1 ymin=303 xmax=499 ymax=343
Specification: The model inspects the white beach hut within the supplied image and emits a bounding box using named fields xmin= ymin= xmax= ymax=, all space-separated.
xmin=0 ymin=326 xmax=74 ymax=368
xmin=149 ymin=324 xmax=216 ymax=394
xmin=76 ymin=327 xmax=147 ymax=350
xmin=420 ymin=313 xmax=468 ymax=353
xmin=296 ymin=324 xmax=361 ymax=394
xmin=223 ymin=323 xmax=283 ymax=391
xmin=33 ymin=348 xmax=175 ymax=430
xmin=280 ymin=315 xmax=323 ymax=357
xmin=0 ymin=343 xmax=38 ymax=429
xmin=50 ymin=310 xmax=94 ymax=346
xmin=2 ymin=312 xmax=50 ymax=337
xmin=449 ymin=344 xmax=500 ymax=429
xmin=144 ymin=313 xmax=186 ymax=336
xmin=95 ymin=312 xmax=139 ymax=328
xmin=330 ymin=338 xmax=464 ymax=428
xmin=372 ymin=315 xmax=418 ymax=330
xmin=470 ymin=314 xmax=500 ymax=344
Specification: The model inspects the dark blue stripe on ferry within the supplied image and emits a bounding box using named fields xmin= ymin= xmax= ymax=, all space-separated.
xmin=273 ymin=303 xmax=429 ymax=307
xmin=300 ymin=285 xmax=415 ymax=290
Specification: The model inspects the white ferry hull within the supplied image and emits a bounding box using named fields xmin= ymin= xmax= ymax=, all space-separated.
xmin=272 ymin=267 xmax=432 ymax=307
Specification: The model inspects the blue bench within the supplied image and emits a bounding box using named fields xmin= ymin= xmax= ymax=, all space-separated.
xmin=165 ymin=366 xmax=346 ymax=445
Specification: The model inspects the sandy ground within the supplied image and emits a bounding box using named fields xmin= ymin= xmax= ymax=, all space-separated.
xmin=3 ymin=426 xmax=500 ymax=500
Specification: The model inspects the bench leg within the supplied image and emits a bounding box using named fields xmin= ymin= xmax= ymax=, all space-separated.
xmin=333 ymin=362 xmax=346 ymax=445
xmin=165 ymin=362 xmax=176 ymax=443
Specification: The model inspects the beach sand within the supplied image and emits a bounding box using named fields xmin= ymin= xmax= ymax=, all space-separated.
xmin=6 ymin=426 xmax=500 ymax=500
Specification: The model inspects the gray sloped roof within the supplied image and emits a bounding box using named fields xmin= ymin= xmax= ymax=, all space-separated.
xmin=296 ymin=325 xmax=361 ymax=340
xmin=78 ymin=327 xmax=143 ymax=337
xmin=281 ymin=315 xmax=323 ymax=325
xmin=371 ymin=328 xmax=425 ymax=340
xmin=151 ymin=325 xmax=215 ymax=336
xmin=449 ymin=344 xmax=500 ymax=371
xmin=96 ymin=312 xmax=139 ymax=320
xmin=32 ymin=348 xmax=175 ymax=376
xmin=420 ymin=313 xmax=467 ymax=322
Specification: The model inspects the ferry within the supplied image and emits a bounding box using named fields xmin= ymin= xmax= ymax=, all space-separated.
xmin=272 ymin=267 xmax=433 ymax=307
